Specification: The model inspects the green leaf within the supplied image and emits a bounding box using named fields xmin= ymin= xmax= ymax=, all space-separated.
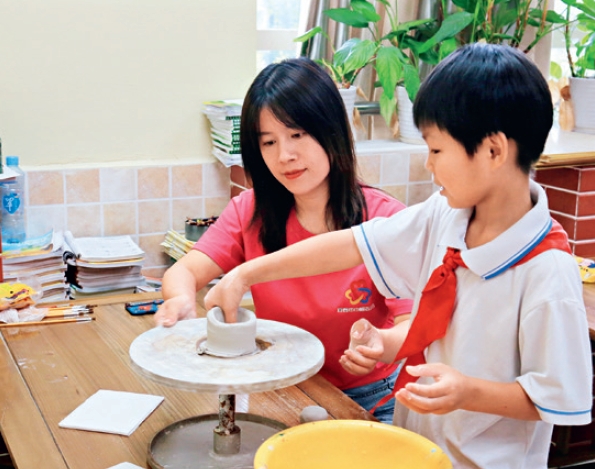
xmin=438 ymin=37 xmax=458 ymax=61
xmin=375 ymin=46 xmax=405 ymax=100
xmin=351 ymin=0 xmax=381 ymax=22
xmin=402 ymin=64 xmax=421 ymax=102
xmin=527 ymin=17 xmax=542 ymax=27
xmin=526 ymin=8 xmax=565 ymax=24
xmin=344 ymin=39 xmax=377 ymax=73
xmin=333 ymin=38 xmax=362 ymax=68
xmin=324 ymin=8 xmax=369 ymax=28
xmin=416 ymin=12 xmax=474 ymax=53
xmin=492 ymin=9 xmax=519 ymax=31
xmin=419 ymin=49 xmax=440 ymax=66
xmin=572 ymin=2 xmax=595 ymax=18
xmin=579 ymin=0 xmax=595 ymax=17
xmin=387 ymin=18 xmax=434 ymax=36
xmin=577 ymin=15 xmax=595 ymax=27
xmin=491 ymin=32 xmax=516 ymax=41
xmin=550 ymin=61 xmax=563 ymax=79
xmin=543 ymin=10 xmax=568 ymax=23
xmin=401 ymin=36 xmax=425 ymax=55
xmin=379 ymin=93 xmax=397 ymax=126
xmin=451 ymin=0 xmax=473 ymax=12
xmin=294 ymin=26 xmax=323 ymax=43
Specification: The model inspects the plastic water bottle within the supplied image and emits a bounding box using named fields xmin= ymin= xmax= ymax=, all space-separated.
xmin=1 ymin=156 xmax=26 ymax=244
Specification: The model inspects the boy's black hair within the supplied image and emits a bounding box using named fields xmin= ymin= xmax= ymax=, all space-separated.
xmin=413 ymin=43 xmax=553 ymax=173
xmin=240 ymin=57 xmax=367 ymax=253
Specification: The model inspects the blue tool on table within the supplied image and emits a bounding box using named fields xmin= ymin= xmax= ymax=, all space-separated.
xmin=125 ymin=299 xmax=164 ymax=315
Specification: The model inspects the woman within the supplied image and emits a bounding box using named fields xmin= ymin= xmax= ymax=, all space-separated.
xmin=155 ymin=57 xmax=411 ymax=423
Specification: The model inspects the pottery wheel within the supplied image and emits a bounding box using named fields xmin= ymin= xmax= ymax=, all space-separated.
xmin=129 ymin=318 xmax=325 ymax=394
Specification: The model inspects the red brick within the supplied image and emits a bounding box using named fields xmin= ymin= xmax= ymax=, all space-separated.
xmin=577 ymin=217 xmax=595 ymax=239
xmin=229 ymin=165 xmax=252 ymax=198
xmin=570 ymin=240 xmax=595 ymax=258
xmin=230 ymin=184 xmax=244 ymax=198
xmin=545 ymin=187 xmax=595 ymax=216
xmin=546 ymin=188 xmax=580 ymax=215
xmin=230 ymin=165 xmax=252 ymax=189
xmin=551 ymin=212 xmax=578 ymax=239
xmin=551 ymin=211 xmax=595 ymax=241
xmin=535 ymin=165 xmax=595 ymax=192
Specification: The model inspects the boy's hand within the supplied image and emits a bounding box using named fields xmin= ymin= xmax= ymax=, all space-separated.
xmin=339 ymin=319 xmax=384 ymax=375
xmin=154 ymin=295 xmax=196 ymax=327
xmin=395 ymin=363 xmax=470 ymax=414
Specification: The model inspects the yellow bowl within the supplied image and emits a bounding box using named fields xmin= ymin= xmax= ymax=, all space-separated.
xmin=254 ymin=419 xmax=452 ymax=469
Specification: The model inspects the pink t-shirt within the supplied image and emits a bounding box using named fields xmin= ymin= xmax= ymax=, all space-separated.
xmin=195 ymin=187 xmax=412 ymax=389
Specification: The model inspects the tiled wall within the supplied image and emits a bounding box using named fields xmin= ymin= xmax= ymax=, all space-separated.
xmin=355 ymin=140 xmax=436 ymax=206
xmin=23 ymin=162 xmax=232 ymax=278
xmin=22 ymin=140 xmax=435 ymax=277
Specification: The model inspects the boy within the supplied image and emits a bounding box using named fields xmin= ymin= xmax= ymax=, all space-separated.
xmin=205 ymin=44 xmax=592 ymax=468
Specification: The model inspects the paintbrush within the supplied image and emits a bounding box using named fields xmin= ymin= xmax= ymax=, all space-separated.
xmin=0 ymin=317 xmax=96 ymax=328
xmin=44 ymin=308 xmax=94 ymax=319
xmin=47 ymin=304 xmax=97 ymax=311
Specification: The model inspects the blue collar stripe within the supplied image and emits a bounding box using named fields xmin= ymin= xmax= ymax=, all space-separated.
xmin=359 ymin=226 xmax=398 ymax=297
xmin=534 ymin=403 xmax=592 ymax=416
xmin=482 ymin=218 xmax=552 ymax=280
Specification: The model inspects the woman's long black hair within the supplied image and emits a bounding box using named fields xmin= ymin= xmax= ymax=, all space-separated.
xmin=240 ymin=57 xmax=367 ymax=253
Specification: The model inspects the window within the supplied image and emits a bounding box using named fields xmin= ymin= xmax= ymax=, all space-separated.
xmin=256 ymin=0 xmax=311 ymax=71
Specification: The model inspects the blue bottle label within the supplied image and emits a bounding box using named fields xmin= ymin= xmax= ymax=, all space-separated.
xmin=3 ymin=193 xmax=21 ymax=214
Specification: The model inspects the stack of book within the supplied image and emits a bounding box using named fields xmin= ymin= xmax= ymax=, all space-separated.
xmin=203 ymin=99 xmax=242 ymax=167
xmin=161 ymin=230 xmax=194 ymax=261
xmin=2 ymin=230 xmax=69 ymax=304
xmin=64 ymin=233 xmax=146 ymax=298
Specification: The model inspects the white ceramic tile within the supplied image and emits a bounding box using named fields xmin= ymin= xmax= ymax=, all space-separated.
xmin=100 ymin=168 xmax=136 ymax=202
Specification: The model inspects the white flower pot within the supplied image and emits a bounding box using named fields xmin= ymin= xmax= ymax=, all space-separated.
xmin=339 ymin=86 xmax=357 ymax=135
xmin=397 ymin=86 xmax=424 ymax=145
xmin=569 ymin=77 xmax=595 ymax=134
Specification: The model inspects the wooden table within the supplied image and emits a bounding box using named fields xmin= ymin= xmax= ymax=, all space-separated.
xmin=0 ymin=292 xmax=373 ymax=469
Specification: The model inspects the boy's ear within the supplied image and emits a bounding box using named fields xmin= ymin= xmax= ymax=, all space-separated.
xmin=485 ymin=132 xmax=510 ymax=169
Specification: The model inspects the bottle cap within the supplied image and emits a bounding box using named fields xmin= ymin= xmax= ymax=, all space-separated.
xmin=6 ymin=156 xmax=19 ymax=166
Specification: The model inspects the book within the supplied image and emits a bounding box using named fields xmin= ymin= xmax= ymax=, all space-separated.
xmin=161 ymin=230 xmax=194 ymax=261
xmin=64 ymin=234 xmax=144 ymax=263
xmin=211 ymin=129 xmax=240 ymax=144
xmin=2 ymin=230 xmax=69 ymax=302
xmin=213 ymin=143 xmax=241 ymax=155
xmin=70 ymin=285 xmax=138 ymax=299
xmin=204 ymin=99 xmax=244 ymax=168
xmin=212 ymin=147 xmax=242 ymax=167
xmin=63 ymin=232 xmax=146 ymax=299
xmin=203 ymin=99 xmax=243 ymax=117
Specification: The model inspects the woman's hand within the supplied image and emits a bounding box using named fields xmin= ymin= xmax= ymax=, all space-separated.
xmin=204 ymin=266 xmax=251 ymax=323
xmin=339 ymin=319 xmax=385 ymax=375
xmin=154 ymin=294 xmax=197 ymax=327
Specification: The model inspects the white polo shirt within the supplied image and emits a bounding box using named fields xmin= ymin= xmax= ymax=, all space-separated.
xmin=352 ymin=180 xmax=592 ymax=469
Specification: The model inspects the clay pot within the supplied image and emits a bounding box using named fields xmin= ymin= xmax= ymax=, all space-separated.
xmin=203 ymin=306 xmax=257 ymax=357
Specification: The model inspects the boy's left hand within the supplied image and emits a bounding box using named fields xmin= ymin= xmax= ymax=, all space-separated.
xmin=395 ymin=363 xmax=470 ymax=414
xmin=339 ymin=326 xmax=384 ymax=376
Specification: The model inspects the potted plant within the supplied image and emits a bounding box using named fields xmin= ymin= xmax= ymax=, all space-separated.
xmin=453 ymin=0 xmax=568 ymax=52
xmin=560 ymin=0 xmax=595 ymax=133
xmin=294 ymin=0 xmax=473 ymax=130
